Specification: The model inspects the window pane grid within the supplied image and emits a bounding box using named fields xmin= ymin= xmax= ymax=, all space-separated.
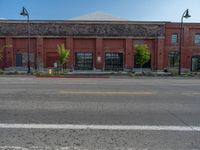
xmin=105 ymin=53 xmax=123 ymax=70
xmin=75 ymin=52 xmax=93 ymax=70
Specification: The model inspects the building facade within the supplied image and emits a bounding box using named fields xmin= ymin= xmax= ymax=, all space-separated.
xmin=0 ymin=20 xmax=200 ymax=72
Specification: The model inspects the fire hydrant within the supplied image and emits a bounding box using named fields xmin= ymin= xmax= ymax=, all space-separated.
xmin=48 ymin=69 xmax=52 ymax=75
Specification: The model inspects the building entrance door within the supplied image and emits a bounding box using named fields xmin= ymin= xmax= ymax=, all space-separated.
xmin=191 ymin=55 xmax=200 ymax=72
xmin=105 ymin=53 xmax=123 ymax=70
xmin=16 ymin=53 xmax=22 ymax=67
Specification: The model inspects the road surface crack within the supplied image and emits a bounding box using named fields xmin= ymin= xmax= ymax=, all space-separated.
xmin=165 ymin=109 xmax=199 ymax=132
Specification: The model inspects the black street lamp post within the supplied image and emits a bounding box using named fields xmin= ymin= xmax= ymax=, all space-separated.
xmin=179 ymin=9 xmax=191 ymax=75
xmin=20 ymin=7 xmax=31 ymax=74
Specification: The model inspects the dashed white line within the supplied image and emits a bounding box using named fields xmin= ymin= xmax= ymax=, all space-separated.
xmin=182 ymin=92 xmax=200 ymax=95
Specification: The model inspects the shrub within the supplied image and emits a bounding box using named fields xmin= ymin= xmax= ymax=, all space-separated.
xmin=0 ymin=69 xmax=3 ymax=74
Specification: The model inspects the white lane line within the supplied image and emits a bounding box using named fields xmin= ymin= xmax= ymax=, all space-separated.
xmin=0 ymin=146 xmax=104 ymax=150
xmin=0 ymin=146 xmax=30 ymax=150
xmin=174 ymin=84 xmax=200 ymax=86
xmin=0 ymin=124 xmax=199 ymax=131
xmin=182 ymin=92 xmax=200 ymax=95
xmin=0 ymin=82 xmax=92 ymax=85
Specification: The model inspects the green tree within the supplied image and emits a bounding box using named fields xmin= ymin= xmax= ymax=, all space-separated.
xmin=135 ymin=44 xmax=150 ymax=71
xmin=56 ymin=43 xmax=70 ymax=72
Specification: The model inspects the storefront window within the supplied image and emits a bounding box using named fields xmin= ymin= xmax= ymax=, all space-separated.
xmin=75 ymin=52 xmax=93 ymax=70
xmin=105 ymin=53 xmax=123 ymax=70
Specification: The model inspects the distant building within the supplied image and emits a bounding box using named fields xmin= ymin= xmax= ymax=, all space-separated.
xmin=0 ymin=12 xmax=200 ymax=72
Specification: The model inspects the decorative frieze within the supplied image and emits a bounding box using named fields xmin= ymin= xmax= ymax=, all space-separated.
xmin=0 ymin=21 xmax=165 ymax=37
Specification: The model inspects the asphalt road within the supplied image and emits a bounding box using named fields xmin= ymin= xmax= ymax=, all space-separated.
xmin=0 ymin=77 xmax=200 ymax=150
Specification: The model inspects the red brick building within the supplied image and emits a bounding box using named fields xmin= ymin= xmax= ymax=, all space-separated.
xmin=0 ymin=20 xmax=200 ymax=72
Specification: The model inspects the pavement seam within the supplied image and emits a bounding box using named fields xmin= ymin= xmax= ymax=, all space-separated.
xmin=165 ymin=109 xmax=199 ymax=132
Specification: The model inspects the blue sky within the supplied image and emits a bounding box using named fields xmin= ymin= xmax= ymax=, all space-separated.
xmin=0 ymin=0 xmax=199 ymax=22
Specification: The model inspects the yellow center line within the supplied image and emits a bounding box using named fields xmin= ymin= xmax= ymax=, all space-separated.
xmin=60 ymin=91 xmax=153 ymax=95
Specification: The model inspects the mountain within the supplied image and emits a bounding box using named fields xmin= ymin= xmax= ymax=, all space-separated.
xmin=70 ymin=11 xmax=128 ymax=21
